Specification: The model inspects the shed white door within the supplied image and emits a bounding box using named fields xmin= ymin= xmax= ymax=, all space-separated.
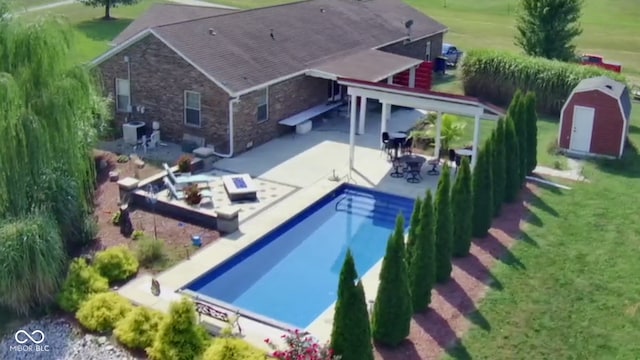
xmin=570 ymin=106 xmax=595 ymax=152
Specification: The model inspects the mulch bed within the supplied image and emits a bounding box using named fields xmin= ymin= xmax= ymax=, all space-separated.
xmin=93 ymin=150 xmax=220 ymax=271
xmin=374 ymin=183 xmax=536 ymax=360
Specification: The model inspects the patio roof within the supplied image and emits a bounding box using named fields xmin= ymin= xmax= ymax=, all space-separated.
xmin=306 ymin=49 xmax=423 ymax=82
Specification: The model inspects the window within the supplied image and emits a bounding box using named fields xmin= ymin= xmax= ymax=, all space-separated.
xmin=257 ymin=88 xmax=268 ymax=122
xmin=425 ymin=41 xmax=432 ymax=61
xmin=115 ymin=78 xmax=130 ymax=112
xmin=184 ymin=91 xmax=201 ymax=127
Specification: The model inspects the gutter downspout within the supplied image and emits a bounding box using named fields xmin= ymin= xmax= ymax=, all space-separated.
xmin=213 ymin=97 xmax=239 ymax=158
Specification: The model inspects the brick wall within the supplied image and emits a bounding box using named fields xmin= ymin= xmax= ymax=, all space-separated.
xmin=380 ymin=33 xmax=444 ymax=62
xmin=96 ymin=35 xmax=231 ymax=152
xmin=233 ymin=75 xmax=329 ymax=152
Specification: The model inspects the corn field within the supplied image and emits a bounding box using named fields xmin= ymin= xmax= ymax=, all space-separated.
xmin=460 ymin=49 xmax=627 ymax=116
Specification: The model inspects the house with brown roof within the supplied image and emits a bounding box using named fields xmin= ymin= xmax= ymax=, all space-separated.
xmin=92 ymin=0 xmax=448 ymax=156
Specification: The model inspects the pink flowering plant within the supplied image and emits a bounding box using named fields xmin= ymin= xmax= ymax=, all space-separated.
xmin=264 ymin=329 xmax=341 ymax=360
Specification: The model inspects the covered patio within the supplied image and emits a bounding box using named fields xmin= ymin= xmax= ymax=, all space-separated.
xmin=338 ymin=78 xmax=505 ymax=171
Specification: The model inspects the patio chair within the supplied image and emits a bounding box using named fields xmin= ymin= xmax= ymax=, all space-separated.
xmin=162 ymin=163 xmax=213 ymax=186
xmin=448 ymin=149 xmax=456 ymax=164
xmin=427 ymin=154 xmax=441 ymax=176
xmin=406 ymin=161 xmax=423 ymax=183
xmin=454 ymin=155 xmax=461 ymax=172
xmin=163 ymin=177 xmax=214 ymax=202
xmin=401 ymin=137 xmax=413 ymax=155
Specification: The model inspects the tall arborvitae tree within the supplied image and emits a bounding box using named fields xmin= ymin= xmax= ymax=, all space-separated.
xmin=491 ymin=121 xmax=506 ymax=217
xmin=472 ymin=142 xmax=494 ymax=238
xmin=405 ymin=197 xmax=423 ymax=267
xmin=331 ymin=250 xmax=374 ymax=360
xmin=509 ymin=91 xmax=528 ymax=186
xmin=524 ymin=92 xmax=539 ymax=174
xmin=434 ymin=164 xmax=453 ymax=283
xmin=452 ymin=157 xmax=473 ymax=257
xmin=504 ymin=117 xmax=521 ymax=203
xmin=409 ymin=190 xmax=436 ymax=312
xmin=515 ymin=0 xmax=583 ymax=61
xmin=371 ymin=215 xmax=412 ymax=347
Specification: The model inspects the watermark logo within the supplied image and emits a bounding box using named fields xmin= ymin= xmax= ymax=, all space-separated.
xmin=9 ymin=330 xmax=50 ymax=352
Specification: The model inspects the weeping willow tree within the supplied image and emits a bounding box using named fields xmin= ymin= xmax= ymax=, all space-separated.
xmin=0 ymin=5 xmax=109 ymax=314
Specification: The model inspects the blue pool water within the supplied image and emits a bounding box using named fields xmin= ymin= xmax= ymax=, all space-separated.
xmin=185 ymin=185 xmax=415 ymax=328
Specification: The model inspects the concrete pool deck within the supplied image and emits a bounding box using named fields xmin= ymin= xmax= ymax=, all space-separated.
xmin=117 ymin=106 xmax=448 ymax=349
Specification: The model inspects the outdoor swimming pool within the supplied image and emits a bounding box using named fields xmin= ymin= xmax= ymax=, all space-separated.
xmin=184 ymin=184 xmax=415 ymax=328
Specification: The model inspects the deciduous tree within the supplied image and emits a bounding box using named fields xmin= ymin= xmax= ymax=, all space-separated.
xmin=515 ymin=0 xmax=584 ymax=61
xmin=78 ymin=0 xmax=141 ymax=20
xmin=409 ymin=190 xmax=436 ymax=312
xmin=372 ymin=215 xmax=412 ymax=347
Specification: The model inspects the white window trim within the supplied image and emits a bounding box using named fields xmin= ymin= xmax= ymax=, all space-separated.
xmin=257 ymin=87 xmax=269 ymax=123
xmin=115 ymin=78 xmax=130 ymax=113
xmin=184 ymin=90 xmax=202 ymax=128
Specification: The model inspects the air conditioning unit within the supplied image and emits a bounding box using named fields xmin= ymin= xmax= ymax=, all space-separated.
xmin=123 ymin=121 xmax=146 ymax=145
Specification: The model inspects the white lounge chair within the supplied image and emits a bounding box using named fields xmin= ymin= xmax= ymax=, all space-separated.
xmin=162 ymin=163 xmax=214 ymax=186
xmin=163 ymin=177 xmax=214 ymax=203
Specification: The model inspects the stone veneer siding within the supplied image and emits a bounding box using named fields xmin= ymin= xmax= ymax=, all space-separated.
xmin=96 ymin=32 xmax=443 ymax=156
xmin=233 ymin=75 xmax=329 ymax=152
xmin=96 ymin=35 xmax=232 ymax=152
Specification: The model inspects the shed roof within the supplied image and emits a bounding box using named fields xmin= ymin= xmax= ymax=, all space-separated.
xmin=307 ymin=49 xmax=423 ymax=82
xmin=96 ymin=0 xmax=447 ymax=95
xmin=573 ymin=76 xmax=631 ymax=120
xmin=111 ymin=4 xmax=236 ymax=46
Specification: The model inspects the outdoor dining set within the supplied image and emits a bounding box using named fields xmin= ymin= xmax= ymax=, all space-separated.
xmin=382 ymin=131 xmax=473 ymax=183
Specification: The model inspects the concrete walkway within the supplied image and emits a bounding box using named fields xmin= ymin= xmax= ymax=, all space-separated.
xmin=533 ymin=158 xmax=586 ymax=182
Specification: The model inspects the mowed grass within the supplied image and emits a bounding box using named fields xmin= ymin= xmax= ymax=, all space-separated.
xmin=443 ymin=103 xmax=640 ymax=359
xmin=405 ymin=0 xmax=640 ymax=80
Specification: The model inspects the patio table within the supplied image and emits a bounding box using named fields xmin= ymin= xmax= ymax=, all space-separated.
xmin=455 ymin=149 xmax=473 ymax=157
xmin=391 ymin=155 xmax=426 ymax=183
xmin=388 ymin=132 xmax=407 ymax=159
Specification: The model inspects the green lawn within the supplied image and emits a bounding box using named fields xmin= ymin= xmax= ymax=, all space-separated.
xmin=442 ymin=102 xmax=640 ymax=359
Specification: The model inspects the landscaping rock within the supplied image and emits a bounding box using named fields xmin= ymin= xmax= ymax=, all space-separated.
xmin=108 ymin=171 xmax=119 ymax=182
xmin=0 ymin=317 xmax=137 ymax=360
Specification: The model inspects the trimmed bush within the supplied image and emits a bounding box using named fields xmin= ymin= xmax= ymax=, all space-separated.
xmin=114 ymin=306 xmax=166 ymax=350
xmin=330 ymin=250 xmax=373 ymax=360
xmin=202 ymin=337 xmax=265 ymax=360
xmin=135 ymin=236 xmax=167 ymax=267
xmin=0 ymin=213 xmax=67 ymax=315
xmin=452 ymin=158 xmax=473 ymax=257
xmin=524 ymin=92 xmax=539 ymax=174
xmin=472 ymin=142 xmax=494 ymax=238
xmin=371 ymin=214 xmax=412 ymax=347
xmin=460 ymin=49 xmax=626 ymax=115
xmin=93 ymin=245 xmax=139 ymax=283
xmin=147 ymin=297 xmax=208 ymax=360
xmin=434 ymin=164 xmax=453 ymax=283
xmin=504 ymin=116 xmax=521 ymax=203
xmin=492 ymin=120 xmax=507 ymax=217
xmin=76 ymin=292 xmax=133 ymax=333
xmin=57 ymin=258 xmax=109 ymax=313
xmin=405 ymin=197 xmax=423 ymax=267
xmin=509 ymin=91 xmax=528 ymax=186
xmin=409 ymin=190 xmax=436 ymax=312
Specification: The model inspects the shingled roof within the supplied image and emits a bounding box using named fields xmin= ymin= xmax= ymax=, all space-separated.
xmin=96 ymin=0 xmax=447 ymax=96
xmin=110 ymin=3 xmax=236 ymax=46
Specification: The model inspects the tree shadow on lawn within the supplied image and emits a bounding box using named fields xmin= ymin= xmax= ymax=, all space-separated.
xmin=527 ymin=189 xmax=559 ymax=217
xmin=375 ymin=339 xmax=423 ymax=360
xmin=74 ymin=18 xmax=133 ymax=42
xmin=454 ymin=253 xmax=503 ymax=291
xmin=588 ymin=139 xmax=640 ymax=179
xmin=412 ymin=310 xmax=473 ymax=360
